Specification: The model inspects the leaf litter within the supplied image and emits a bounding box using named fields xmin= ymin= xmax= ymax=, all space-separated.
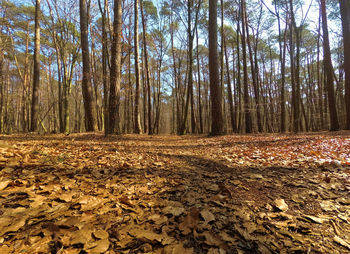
xmin=0 ymin=132 xmax=349 ymax=253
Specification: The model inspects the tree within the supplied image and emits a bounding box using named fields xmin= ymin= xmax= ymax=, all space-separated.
xmin=108 ymin=0 xmax=122 ymax=134
xmin=80 ymin=0 xmax=97 ymax=132
xmin=209 ymin=0 xmax=223 ymax=135
xmin=320 ymin=0 xmax=339 ymax=131
xmin=30 ymin=0 xmax=40 ymax=132
xmin=134 ymin=0 xmax=142 ymax=134
xmin=340 ymin=0 xmax=350 ymax=129
xmin=140 ymin=0 xmax=153 ymax=135
xmin=241 ymin=0 xmax=252 ymax=133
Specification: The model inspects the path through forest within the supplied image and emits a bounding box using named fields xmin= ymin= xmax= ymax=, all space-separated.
xmin=0 ymin=133 xmax=350 ymax=253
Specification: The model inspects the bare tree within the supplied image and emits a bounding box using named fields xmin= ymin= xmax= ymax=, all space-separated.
xmin=30 ymin=0 xmax=41 ymax=132
xmin=134 ymin=0 xmax=142 ymax=134
xmin=320 ymin=0 xmax=339 ymax=131
xmin=340 ymin=0 xmax=350 ymax=129
xmin=79 ymin=0 xmax=97 ymax=132
xmin=209 ymin=0 xmax=223 ymax=135
xmin=108 ymin=0 xmax=122 ymax=134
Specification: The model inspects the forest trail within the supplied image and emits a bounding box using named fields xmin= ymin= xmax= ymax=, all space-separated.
xmin=0 ymin=132 xmax=350 ymax=253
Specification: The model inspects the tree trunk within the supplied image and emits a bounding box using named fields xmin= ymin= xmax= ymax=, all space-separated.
xmin=320 ymin=0 xmax=340 ymax=131
xmin=179 ymin=0 xmax=195 ymax=135
xmin=140 ymin=0 xmax=152 ymax=135
xmin=209 ymin=0 xmax=223 ymax=135
xmin=108 ymin=0 xmax=122 ymax=134
xmin=80 ymin=0 xmax=97 ymax=132
xmin=134 ymin=0 xmax=142 ymax=134
xmin=340 ymin=0 xmax=350 ymax=129
xmin=97 ymin=0 xmax=109 ymax=135
xmin=245 ymin=10 xmax=262 ymax=132
xmin=196 ymin=26 xmax=203 ymax=134
xmin=224 ymin=35 xmax=235 ymax=132
xmin=274 ymin=2 xmax=287 ymax=132
xmin=317 ymin=12 xmax=324 ymax=129
xmin=241 ymin=0 xmax=252 ymax=133
xmin=30 ymin=0 xmax=40 ymax=132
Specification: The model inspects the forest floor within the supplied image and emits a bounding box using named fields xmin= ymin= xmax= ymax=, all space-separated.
xmin=0 ymin=132 xmax=350 ymax=254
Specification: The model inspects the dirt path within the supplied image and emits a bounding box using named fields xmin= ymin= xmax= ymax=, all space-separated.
xmin=0 ymin=133 xmax=349 ymax=253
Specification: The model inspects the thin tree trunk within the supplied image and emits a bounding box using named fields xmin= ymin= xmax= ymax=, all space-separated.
xmin=245 ymin=12 xmax=262 ymax=132
xmin=241 ymin=0 xmax=252 ymax=133
xmin=98 ymin=0 xmax=109 ymax=135
xmin=134 ymin=0 xmax=142 ymax=134
xmin=30 ymin=0 xmax=41 ymax=132
xmin=224 ymin=36 xmax=235 ymax=132
xmin=140 ymin=0 xmax=152 ymax=135
xmin=196 ymin=26 xmax=203 ymax=134
xmin=340 ymin=0 xmax=350 ymax=129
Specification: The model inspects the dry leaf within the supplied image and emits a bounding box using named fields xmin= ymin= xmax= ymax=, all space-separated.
xmin=0 ymin=180 xmax=10 ymax=191
xmin=88 ymin=239 xmax=110 ymax=253
xmin=334 ymin=236 xmax=350 ymax=250
xmin=200 ymin=209 xmax=215 ymax=223
xmin=274 ymin=199 xmax=288 ymax=212
xmin=163 ymin=206 xmax=185 ymax=217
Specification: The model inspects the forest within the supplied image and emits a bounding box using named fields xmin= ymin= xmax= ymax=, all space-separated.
xmin=0 ymin=0 xmax=350 ymax=253
xmin=0 ymin=0 xmax=349 ymax=135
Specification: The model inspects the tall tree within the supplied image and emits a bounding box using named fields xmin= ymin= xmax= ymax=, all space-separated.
xmin=178 ymin=0 xmax=201 ymax=135
xmin=80 ymin=0 xmax=97 ymax=132
xmin=209 ymin=0 xmax=223 ymax=135
xmin=274 ymin=1 xmax=288 ymax=132
xmin=340 ymin=0 xmax=350 ymax=129
xmin=140 ymin=0 xmax=152 ymax=135
xmin=241 ymin=0 xmax=252 ymax=133
xmin=320 ymin=0 xmax=339 ymax=131
xmin=134 ymin=0 xmax=142 ymax=134
xmin=97 ymin=0 xmax=109 ymax=134
xmin=108 ymin=0 xmax=123 ymax=134
xmin=30 ymin=0 xmax=41 ymax=132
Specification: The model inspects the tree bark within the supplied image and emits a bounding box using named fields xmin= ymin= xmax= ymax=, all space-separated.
xmin=134 ymin=0 xmax=142 ymax=134
xmin=30 ymin=0 xmax=40 ymax=132
xmin=108 ymin=0 xmax=122 ymax=134
xmin=320 ymin=0 xmax=340 ymax=131
xmin=224 ymin=34 xmax=235 ymax=132
xmin=196 ymin=26 xmax=203 ymax=134
xmin=80 ymin=0 xmax=97 ymax=132
xmin=241 ymin=0 xmax=252 ymax=133
xmin=209 ymin=0 xmax=223 ymax=135
xmin=97 ymin=0 xmax=109 ymax=135
xmin=140 ymin=0 xmax=152 ymax=135
xmin=340 ymin=0 xmax=350 ymax=129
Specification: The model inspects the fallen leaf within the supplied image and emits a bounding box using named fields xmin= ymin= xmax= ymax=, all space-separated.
xmin=274 ymin=199 xmax=288 ymax=212
xmin=88 ymin=239 xmax=110 ymax=253
xmin=334 ymin=236 xmax=350 ymax=250
xmin=163 ymin=243 xmax=193 ymax=254
xmin=163 ymin=206 xmax=185 ymax=217
xmin=301 ymin=215 xmax=327 ymax=224
xmin=200 ymin=209 xmax=215 ymax=223
xmin=0 ymin=180 xmax=10 ymax=191
xmin=93 ymin=230 xmax=109 ymax=240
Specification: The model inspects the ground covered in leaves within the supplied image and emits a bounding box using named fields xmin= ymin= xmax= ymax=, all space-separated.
xmin=0 ymin=132 xmax=350 ymax=254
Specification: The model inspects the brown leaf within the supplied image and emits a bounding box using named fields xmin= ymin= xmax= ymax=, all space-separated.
xmin=88 ymin=239 xmax=110 ymax=253
xmin=93 ymin=230 xmax=109 ymax=240
xmin=0 ymin=180 xmax=10 ymax=191
xmin=163 ymin=206 xmax=185 ymax=217
xmin=200 ymin=209 xmax=215 ymax=223
xmin=334 ymin=236 xmax=350 ymax=250
xmin=163 ymin=243 xmax=193 ymax=254
xmin=274 ymin=199 xmax=288 ymax=212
